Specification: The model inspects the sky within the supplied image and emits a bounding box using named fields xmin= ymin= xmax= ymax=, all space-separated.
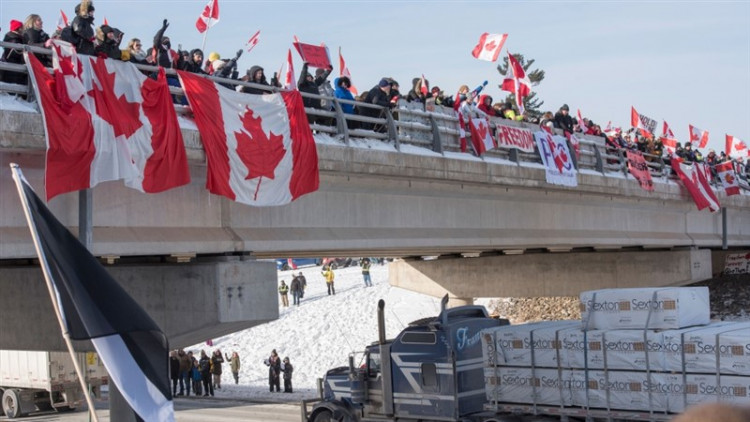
xmin=1 ymin=1 xmax=748 ymax=154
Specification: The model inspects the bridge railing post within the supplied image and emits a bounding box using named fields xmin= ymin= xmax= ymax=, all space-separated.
xmin=428 ymin=114 xmax=443 ymax=154
xmin=567 ymin=139 xmax=579 ymax=170
xmin=618 ymin=149 xmax=628 ymax=176
xmin=331 ymin=98 xmax=350 ymax=146
xmin=385 ymin=109 xmax=399 ymax=150
xmin=593 ymin=144 xmax=604 ymax=173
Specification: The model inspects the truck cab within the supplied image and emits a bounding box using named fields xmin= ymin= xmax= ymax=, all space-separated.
xmin=307 ymin=297 xmax=508 ymax=422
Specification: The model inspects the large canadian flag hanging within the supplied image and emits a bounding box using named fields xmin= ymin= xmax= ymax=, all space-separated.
xmin=670 ymin=158 xmax=720 ymax=212
xmin=688 ymin=124 xmax=709 ymax=148
xmin=468 ymin=117 xmax=495 ymax=155
xmin=715 ymin=161 xmax=740 ymax=196
xmin=25 ymin=44 xmax=190 ymax=200
xmin=196 ymin=0 xmax=219 ymax=33
xmin=177 ymin=71 xmax=319 ymax=206
xmin=726 ymin=134 xmax=748 ymax=158
xmin=471 ymin=33 xmax=508 ymax=62
xmin=500 ymin=52 xmax=531 ymax=115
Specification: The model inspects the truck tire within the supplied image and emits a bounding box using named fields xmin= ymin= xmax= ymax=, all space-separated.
xmin=2 ymin=389 xmax=22 ymax=419
xmin=312 ymin=409 xmax=333 ymax=422
xmin=0 ymin=388 xmax=4 ymax=416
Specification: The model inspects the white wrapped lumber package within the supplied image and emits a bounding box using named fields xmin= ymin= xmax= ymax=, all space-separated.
xmin=662 ymin=321 xmax=750 ymax=375
xmin=579 ymin=287 xmax=710 ymax=330
xmin=666 ymin=373 xmax=750 ymax=413
xmin=570 ymin=370 xmax=670 ymax=412
xmin=480 ymin=321 xmax=579 ymax=368
xmin=483 ymin=366 xmax=574 ymax=406
xmin=559 ymin=328 xmax=663 ymax=371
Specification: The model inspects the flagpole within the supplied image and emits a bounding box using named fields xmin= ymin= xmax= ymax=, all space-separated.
xmin=200 ymin=1 xmax=214 ymax=55
xmin=9 ymin=163 xmax=100 ymax=422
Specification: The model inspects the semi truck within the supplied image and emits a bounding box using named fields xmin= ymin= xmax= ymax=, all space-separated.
xmin=0 ymin=350 xmax=108 ymax=418
xmin=302 ymin=295 xmax=740 ymax=422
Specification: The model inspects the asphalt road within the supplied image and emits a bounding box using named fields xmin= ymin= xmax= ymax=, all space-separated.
xmin=0 ymin=398 xmax=303 ymax=422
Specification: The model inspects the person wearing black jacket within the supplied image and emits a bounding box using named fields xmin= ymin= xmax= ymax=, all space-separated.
xmin=1 ymin=20 xmax=26 ymax=85
xmin=180 ymin=49 xmax=206 ymax=74
xmin=71 ymin=2 xmax=96 ymax=56
xmin=265 ymin=349 xmax=281 ymax=392
xmin=298 ymin=62 xmax=332 ymax=125
xmin=241 ymin=65 xmax=273 ymax=94
xmin=94 ymin=25 xmax=125 ymax=60
xmin=169 ymin=350 xmax=180 ymax=397
xmin=22 ymin=14 xmax=51 ymax=66
xmin=553 ymin=104 xmax=575 ymax=135
xmin=359 ymin=78 xmax=393 ymax=131
xmin=199 ymin=350 xmax=214 ymax=397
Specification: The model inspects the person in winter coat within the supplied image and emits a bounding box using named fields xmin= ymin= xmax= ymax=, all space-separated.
xmin=279 ymin=280 xmax=289 ymax=307
xmin=322 ymin=265 xmax=335 ymax=295
xmin=359 ymin=79 xmax=393 ymax=131
xmin=406 ymin=76 xmax=428 ymax=104
xmin=191 ymin=359 xmax=203 ymax=396
xmin=361 ymin=258 xmax=372 ymax=287
xmin=94 ymin=25 xmax=125 ymax=60
xmin=241 ymin=65 xmax=273 ymax=94
xmin=70 ymin=2 xmax=96 ymax=56
xmin=296 ymin=272 xmax=307 ymax=298
xmin=265 ymin=349 xmax=281 ymax=392
xmin=177 ymin=349 xmax=191 ymax=396
xmin=22 ymin=14 xmax=51 ymax=66
xmin=476 ymin=94 xmax=495 ymax=116
xmin=224 ymin=351 xmax=240 ymax=384
xmin=126 ymin=38 xmax=148 ymax=64
xmin=281 ymin=357 xmax=294 ymax=393
xmin=334 ymin=76 xmax=356 ymax=128
xmin=199 ymin=350 xmax=214 ymax=396
xmin=1 ymin=20 xmax=26 ymax=85
xmin=553 ymin=104 xmax=575 ymax=135
xmin=211 ymin=349 xmax=224 ymax=389
xmin=298 ymin=62 xmax=333 ymax=123
xmin=290 ymin=276 xmax=301 ymax=306
xmin=179 ymin=48 xmax=206 ymax=74
xmin=169 ymin=350 xmax=180 ymax=396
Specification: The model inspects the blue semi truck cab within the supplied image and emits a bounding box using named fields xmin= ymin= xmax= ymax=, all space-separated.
xmin=304 ymin=297 xmax=509 ymax=422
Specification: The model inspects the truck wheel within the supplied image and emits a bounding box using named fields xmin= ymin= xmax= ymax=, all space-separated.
xmin=2 ymin=389 xmax=22 ymax=419
xmin=313 ymin=409 xmax=333 ymax=422
xmin=0 ymin=388 xmax=4 ymax=416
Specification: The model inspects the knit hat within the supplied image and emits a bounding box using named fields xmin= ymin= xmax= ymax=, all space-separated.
xmin=561 ymin=104 xmax=570 ymax=111
xmin=10 ymin=20 xmax=22 ymax=32
xmin=208 ymin=52 xmax=220 ymax=62
xmin=378 ymin=78 xmax=390 ymax=88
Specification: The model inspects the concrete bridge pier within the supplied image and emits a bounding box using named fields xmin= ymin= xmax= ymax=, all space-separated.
xmin=389 ymin=249 xmax=713 ymax=300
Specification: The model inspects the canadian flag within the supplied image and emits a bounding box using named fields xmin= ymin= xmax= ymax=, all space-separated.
xmin=338 ymin=47 xmax=358 ymax=95
xmin=631 ymin=106 xmax=656 ymax=138
xmin=284 ymin=49 xmax=296 ymax=90
xmin=726 ymin=134 xmax=748 ymax=158
xmin=468 ymin=117 xmax=495 ymax=155
xmin=577 ymin=109 xmax=588 ymax=133
xmin=471 ymin=33 xmax=508 ymax=62
xmin=56 ymin=9 xmax=69 ymax=31
xmin=715 ymin=161 xmax=740 ymax=196
xmin=246 ymin=30 xmax=260 ymax=53
xmin=177 ymin=71 xmax=319 ymax=206
xmin=457 ymin=113 xmax=467 ymax=152
xmin=420 ymin=74 xmax=428 ymax=96
xmin=671 ymin=158 xmax=720 ymax=212
xmin=661 ymin=120 xmax=678 ymax=152
xmin=500 ymin=52 xmax=531 ymax=115
xmin=688 ymin=124 xmax=709 ymax=148
xmin=196 ymin=0 xmax=219 ymax=33
xmin=25 ymin=45 xmax=190 ymax=200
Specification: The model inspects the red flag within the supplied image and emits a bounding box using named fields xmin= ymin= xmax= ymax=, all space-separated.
xmin=177 ymin=71 xmax=319 ymax=206
xmin=660 ymin=120 xmax=678 ymax=152
xmin=577 ymin=109 xmax=588 ymax=133
xmin=420 ymin=74 xmax=428 ymax=96
xmin=103 ymin=17 xmax=108 ymax=26
xmin=631 ymin=106 xmax=656 ymax=137
xmin=246 ymin=30 xmax=260 ymax=53
xmin=338 ymin=47 xmax=358 ymax=95
xmin=671 ymin=158 xmax=720 ymax=212
xmin=196 ymin=0 xmax=219 ymax=33
xmin=468 ymin=117 xmax=495 ymax=155
xmin=688 ymin=124 xmax=709 ymax=148
xmin=500 ymin=52 xmax=531 ymax=115
xmin=25 ymin=48 xmax=189 ymax=200
xmin=715 ymin=161 xmax=740 ymax=196
xmin=285 ymin=49 xmax=296 ymax=90
xmin=56 ymin=9 xmax=69 ymax=31
xmin=471 ymin=33 xmax=507 ymax=62
xmin=457 ymin=112 xmax=467 ymax=152
xmin=725 ymin=134 xmax=748 ymax=158
xmin=626 ymin=150 xmax=654 ymax=192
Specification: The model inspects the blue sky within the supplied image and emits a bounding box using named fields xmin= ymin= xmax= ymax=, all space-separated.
xmin=2 ymin=1 xmax=748 ymax=154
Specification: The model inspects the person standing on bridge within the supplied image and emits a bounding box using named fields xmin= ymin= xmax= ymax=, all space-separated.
xmin=361 ymin=258 xmax=372 ymax=287
xmin=322 ymin=265 xmax=335 ymax=295
xmin=279 ymin=280 xmax=289 ymax=307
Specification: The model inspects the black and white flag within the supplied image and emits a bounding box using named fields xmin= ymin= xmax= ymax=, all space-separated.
xmin=11 ymin=165 xmax=174 ymax=421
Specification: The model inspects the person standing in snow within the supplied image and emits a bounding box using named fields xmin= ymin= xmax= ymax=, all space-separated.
xmin=361 ymin=258 xmax=372 ymax=287
xmin=225 ymin=351 xmax=240 ymax=384
xmin=290 ymin=276 xmax=301 ymax=306
xmin=279 ymin=280 xmax=289 ymax=307
xmin=265 ymin=349 xmax=281 ymax=392
xmin=281 ymin=357 xmax=294 ymax=393
xmin=199 ymin=350 xmax=214 ymax=396
xmin=322 ymin=265 xmax=335 ymax=295
xmin=211 ymin=349 xmax=224 ymax=390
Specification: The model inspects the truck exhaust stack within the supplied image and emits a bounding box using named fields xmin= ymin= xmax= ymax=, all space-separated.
xmin=378 ymin=299 xmax=386 ymax=345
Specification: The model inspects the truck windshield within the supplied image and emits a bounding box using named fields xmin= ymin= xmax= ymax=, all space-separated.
xmin=368 ymin=352 xmax=381 ymax=377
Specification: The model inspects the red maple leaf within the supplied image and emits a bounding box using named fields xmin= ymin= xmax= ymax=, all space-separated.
xmin=87 ymin=57 xmax=142 ymax=138
xmin=234 ymin=106 xmax=286 ymax=189
xmin=485 ymin=40 xmax=497 ymax=51
xmin=476 ymin=120 xmax=489 ymax=141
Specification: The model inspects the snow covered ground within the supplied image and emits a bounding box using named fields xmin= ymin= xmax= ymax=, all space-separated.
xmin=186 ymin=262 xmax=473 ymax=402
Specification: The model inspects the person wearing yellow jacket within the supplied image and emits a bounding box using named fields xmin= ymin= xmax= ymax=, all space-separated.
xmin=322 ymin=266 xmax=335 ymax=295
xmin=278 ymin=280 xmax=289 ymax=307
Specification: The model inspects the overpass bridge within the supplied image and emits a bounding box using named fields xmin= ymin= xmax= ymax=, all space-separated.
xmin=1 ymin=52 xmax=749 ymax=352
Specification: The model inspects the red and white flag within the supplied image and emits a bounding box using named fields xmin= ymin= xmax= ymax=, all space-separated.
xmin=715 ymin=161 xmax=740 ymax=196
xmin=246 ymin=30 xmax=260 ymax=53
xmin=196 ymin=0 xmax=219 ymax=33
xmin=420 ymin=74 xmax=428 ymax=96
xmin=284 ymin=49 xmax=296 ymax=90
xmin=604 ymin=121 xmax=612 ymax=132
xmin=631 ymin=106 xmax=656 ymax=137
xmin=457 ymin=113 xmax=467 ymax=153
xmin=471 ymin=33 xmax=507 ymax=62
xmin=338 ymin=47 xmax=358 ymax=95
xmin=688 ymin=124 xmax=709 ymax=148
xmin=500 ymin=51 xmax=531 ymax=115
xmin=177 ymin=71 xmax=319 ymax=206
xmin=671 ymin=158 xmax=720 ymax=212
xmin=660 ymin=120 xmax=678 ymax=152
xmin=25 ymin=45 xmax=189 ymax=200
xmin=468 ymin=117 xmax=495 ymax=155
xmin=577 ymin=109 xmax=588 ymax=133
xmin=726 ymin=134 xmax=748 ymax=158
xmin=56 ymin=9 xmax=69 ymax=31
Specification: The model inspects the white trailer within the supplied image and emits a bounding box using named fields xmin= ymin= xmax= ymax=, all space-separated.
xmin=0 ymin=350 xmax=108 ymax=418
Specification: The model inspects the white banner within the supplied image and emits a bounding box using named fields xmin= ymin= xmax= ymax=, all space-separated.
xmin=496 ymin=125 xmax=535 ymax=152
xmin=534 ymin=131 xmax=577 ymax=186
xmin=724 ymin=252 xmax=750 ymax=275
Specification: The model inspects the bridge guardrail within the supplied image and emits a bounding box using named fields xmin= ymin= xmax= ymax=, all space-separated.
xmin=1 ymin=41 xmax=748 ymax=192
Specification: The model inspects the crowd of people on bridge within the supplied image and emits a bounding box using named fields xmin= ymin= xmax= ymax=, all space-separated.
xmin=2 ymin=3 xmax=748 ymax=184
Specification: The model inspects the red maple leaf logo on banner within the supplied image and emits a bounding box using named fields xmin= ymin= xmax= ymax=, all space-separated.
xmin=485 ymin=40 xmax=497 ymax=51
xmin=87 ymin=58 xmax=142 ymax=138
xmin=234 ymin=106 xmax=286 ymax=198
